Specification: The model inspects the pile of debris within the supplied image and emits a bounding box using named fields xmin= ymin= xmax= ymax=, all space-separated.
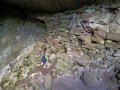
xmin=45 ymin=6 xmax=120 ymax=89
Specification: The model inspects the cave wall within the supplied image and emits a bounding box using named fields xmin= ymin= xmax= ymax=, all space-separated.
xmin=1 ymin=0 xmax=120 ymax=12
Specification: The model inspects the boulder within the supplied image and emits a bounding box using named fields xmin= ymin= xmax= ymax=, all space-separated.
xmin=81 ymin=71 xmax=99 ymax=87
xmin=44 ymin=73 xmax=53 ymax=90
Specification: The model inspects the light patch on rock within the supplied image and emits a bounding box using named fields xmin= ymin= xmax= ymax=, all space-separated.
xmin=81 ymin=71 xmax=99 ymax=87
xmin=49 ymin=53 xmax=56 ymax=60
xmin=44 ymin=73 xmax=52 ymax=90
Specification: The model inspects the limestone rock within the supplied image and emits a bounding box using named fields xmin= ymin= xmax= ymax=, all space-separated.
xmin=44 ymin=73 xmax=53 ymax=90
xmin=109 ymin=11 xmax=120 ymax=34
xmin=2 ymin=0 xmax=97 ymax=12
xmin=80 ymin=35 xmax=92 ymax=44
xmin=70 ymin=29 xmax=81 ymax=36
xmin=113 ymin=50 xmax=120 ymax=57
xmin=55 ymin=59 xmax=69 ymax=71
xmin=49 ymin=53 xmax=56 ymax=60
xmin=87 ymin=11 xmax=111 ymax=33
xmin=81 ymin=71 xmax=99 ymax=87
xmin=92 ymin=35 xmax=104 ymax=44
xmin=105 ymin=42 xmax=120 ymax=49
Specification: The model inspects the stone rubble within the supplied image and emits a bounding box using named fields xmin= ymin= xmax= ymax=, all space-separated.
xmin=45 ymin=6 xmax=120 ymax=90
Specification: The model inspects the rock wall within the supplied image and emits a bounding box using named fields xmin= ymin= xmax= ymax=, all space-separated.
xmin=0 ymin=16 xmax=46 ymax=74
xmin=1 ymin=0 xmax=120 ymax=12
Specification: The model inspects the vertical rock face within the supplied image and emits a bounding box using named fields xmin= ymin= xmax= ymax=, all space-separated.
xmin=1 ymin=0 xmax=120 ymax=12
xmin=1 ymin=0 xmax=94 ymax=12
xmin=0 ymin=16 xmax=46 ymax=73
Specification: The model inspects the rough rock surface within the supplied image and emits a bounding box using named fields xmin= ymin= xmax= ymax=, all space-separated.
xmin=1 ymin=0 xmax=120 ymax=12
xmin=0 ymin=17 xmax=46 ymax=74
xmin=0 ymin=4 xmax=120 ymax=90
